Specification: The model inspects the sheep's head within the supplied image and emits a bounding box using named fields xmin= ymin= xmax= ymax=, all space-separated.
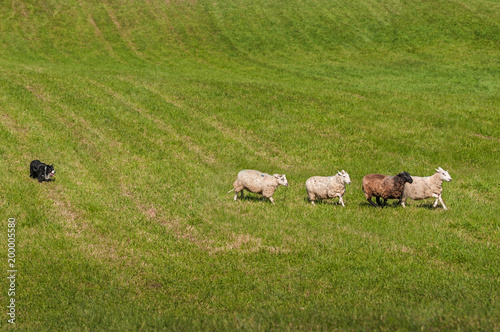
xmin=398 ymin=171 xmax=413 ymax=183
xmin=338 ymin=170 xmax=351 ymax=184
xmin=274 ymin=174 xmax=289 ymax=187
xmin=436 ymin=167 xmax=452 ymax=182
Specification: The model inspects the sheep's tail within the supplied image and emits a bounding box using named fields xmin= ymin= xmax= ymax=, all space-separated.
xmin=227 ymin=189 xmax=235 ymax=194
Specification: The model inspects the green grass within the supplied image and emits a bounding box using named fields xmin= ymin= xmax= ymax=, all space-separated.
xmin=0 ymin=0 xmax=499 ymax=330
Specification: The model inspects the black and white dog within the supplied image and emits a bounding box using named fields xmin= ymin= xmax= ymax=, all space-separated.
xmin=30 ymin=160 xmax=55 ymax=182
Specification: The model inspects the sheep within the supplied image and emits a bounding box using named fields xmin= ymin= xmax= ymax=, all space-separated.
xmin=305 ymin=170 xmax=351 ymax=206
xmin=228 ymin=170 xmax=289 ymax=204
xmin=362 ymin=171 xmax=413 ymax=208
xmin=400 ymin=167 xmax=452 ymax=210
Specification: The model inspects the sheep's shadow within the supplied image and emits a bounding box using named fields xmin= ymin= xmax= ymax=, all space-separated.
xmin=234 ymin=195 xmax=272 ymax=204
xmin=410 ymin=202 xmax=442 ymax=210
xmin=302 ymin=197 xmax=344 ymax=206
xmin=358 ymin=200 xmax=404 ymax=209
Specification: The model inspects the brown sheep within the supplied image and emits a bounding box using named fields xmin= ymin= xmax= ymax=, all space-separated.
xmin=362 ymin=171 xmax=413 ymax=208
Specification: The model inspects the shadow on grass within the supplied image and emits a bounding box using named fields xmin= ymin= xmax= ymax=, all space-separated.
xmin=302 ymin=197 xmax=344 ymax=206
xmin=358 ymin=200 xmax=406 ymax=209
xmin=409 ymin=202 xmax=444 ymax=210
xmin=235 ymin=195 xmax=272 ymax=204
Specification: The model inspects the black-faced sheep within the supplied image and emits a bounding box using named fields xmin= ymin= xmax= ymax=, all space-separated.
xmin=305 ymin=170 xmax=351 ymax=206
xmin=229 ymin=170 xmax=289 ymax=204
xmin=362 ymin=171 xmax=413 ymax=208
xmin=400 ymin=167 xmax=452 ymax=209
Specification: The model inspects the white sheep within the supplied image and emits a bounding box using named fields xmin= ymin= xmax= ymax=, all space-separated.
xmin=401 ymin=167 xmax=452 ymax=209
xmin=305 ymin=170 xmax=351 ymax=206
xmin=229 ymin=170 xmax=289 ymax=204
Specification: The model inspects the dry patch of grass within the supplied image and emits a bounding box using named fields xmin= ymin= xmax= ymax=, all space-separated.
xmin=473 ymin=133 xmax=500 ymax=142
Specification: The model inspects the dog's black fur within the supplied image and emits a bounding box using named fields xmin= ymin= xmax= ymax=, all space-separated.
xmin=30 ymin=160 xmax=55 ymax=183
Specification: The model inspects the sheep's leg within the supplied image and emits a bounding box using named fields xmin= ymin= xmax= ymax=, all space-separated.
xmin=400 ymin=197 xmax=407 ymax=208
xmin=376 ymin=197 xmax=382 ymax=206
xmin=338 ymin=196 xmax=345 ymax=207
xmin=432 ymin=194 xmax=439 ymax=208
xmin=308 ymin=193 xmax=316 ymax=205
xmin=382 ymin=198 xmax=388 ymax=208
xmin=269 ymin=197 xmax=275 ymax=205
xmin=367 ymin=198 xmax=378 ymax=207
xmin=438 ymin=195 xmax=447 ymax=210
xmin=233 ymin=189 xmax=245 ymax=201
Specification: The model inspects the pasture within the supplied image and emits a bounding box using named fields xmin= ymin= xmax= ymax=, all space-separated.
xmin=0 ymin=0 xmax=499 ymax=330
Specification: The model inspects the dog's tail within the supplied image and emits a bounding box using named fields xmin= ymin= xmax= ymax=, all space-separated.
xmin=227 ymin=189 xmax=234 ymax=194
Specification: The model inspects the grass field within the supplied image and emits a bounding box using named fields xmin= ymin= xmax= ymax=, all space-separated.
xmin=0 ymin=0 xmax=499 ymax=330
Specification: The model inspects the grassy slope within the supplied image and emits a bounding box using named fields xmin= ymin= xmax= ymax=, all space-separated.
xmin=0 ymin=0 xmax=499 ymax=330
